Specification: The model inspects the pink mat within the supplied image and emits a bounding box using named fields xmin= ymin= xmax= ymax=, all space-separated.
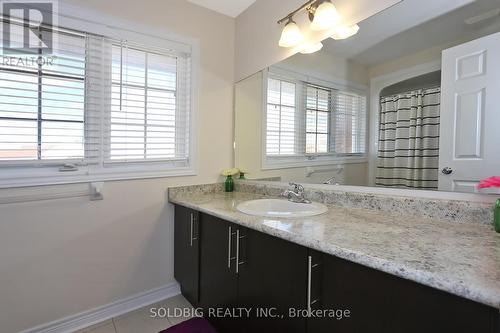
xmin=159 ymin=318 xmax=218 ymax=333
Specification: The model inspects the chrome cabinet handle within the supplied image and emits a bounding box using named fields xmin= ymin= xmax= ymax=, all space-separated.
xmin=289 ymin=182 xmax=304 ymax=193
xmin=307 ymin=255 xmax=312 ymax=313
xmin=235 ymin=229 xmax=247 ymax=274
xmin=236 ymin=229 xmax=246 ymax=274
xmin=189 ymin=213 xmax=197 ymax=247
xmin=236 ymin=229 xmax=241 ymax=274
xmin=228 ymin=226 xmax=232 ymax=268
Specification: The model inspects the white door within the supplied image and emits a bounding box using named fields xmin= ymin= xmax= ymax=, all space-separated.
xmin=439 ymin=31 xmax=500 ymax=193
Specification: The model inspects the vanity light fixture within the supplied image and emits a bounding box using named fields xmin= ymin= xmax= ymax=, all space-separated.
xmin=310 ymin=0 xmax=340 ymax=31
xmin=277 ymin=0 xmax=359 ymax=48
xmin=300 ymin=42 xmax=323 ymax=54
xmin=330 ymin=24 xmax=360 ymax=40
xmin=279 ymin=18 xmax=304 ymax=47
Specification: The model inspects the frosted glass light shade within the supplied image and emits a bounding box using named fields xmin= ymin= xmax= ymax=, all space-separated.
xmin=300 ymin=42 xmax=323 ymax=54
xmin=310 ymin=1 xmax=340 ymax=31
xmin=331 ymin=24 xmax=360 ymax=40
xmin=279 ymin=20 xmax=304 ymax=47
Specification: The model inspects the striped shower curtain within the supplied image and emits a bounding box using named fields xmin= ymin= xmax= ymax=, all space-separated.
xmin=376 ymin=87 xmax=441 ymax=189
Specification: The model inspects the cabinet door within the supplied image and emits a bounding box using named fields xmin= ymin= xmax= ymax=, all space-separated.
xmin=307 ymin=252 xmax=393 ymax=333
xmin=307 ymin=252 xmax=498 ymax=333
xmin=174 ymin=205 xmax=200 ymax=306
xmin=237 ymin=228 xmax=308 ymax=333
xmin=199 ymin=214 xmax=239 ymax=332
xmin=388 ymin=268 xmax=497 ymax=333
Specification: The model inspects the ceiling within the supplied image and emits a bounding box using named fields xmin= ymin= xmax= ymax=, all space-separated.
xmin=353 ymin=0 xmax=500 ymax=67
xmin=320 ymin=0 xmax=500 ymax=67
xmin=187 ymin=0 xmax=256 ymax=17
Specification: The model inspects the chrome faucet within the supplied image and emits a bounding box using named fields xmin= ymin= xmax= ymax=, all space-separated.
xmin=281 ymin=183 xmax=311 ymax=204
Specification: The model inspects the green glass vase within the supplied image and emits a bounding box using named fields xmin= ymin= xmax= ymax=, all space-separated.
xmin=494 ymin=199 xmax=500 ymax=233
xmin=225 ymin=175 xmax=234 ymax=192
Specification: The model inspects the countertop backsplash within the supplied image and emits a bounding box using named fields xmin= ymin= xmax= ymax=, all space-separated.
xmin=169 ymin=181 xmax=494 ymax=225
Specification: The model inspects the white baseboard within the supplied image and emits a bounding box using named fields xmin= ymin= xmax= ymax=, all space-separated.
xmin=19 ymin=282 xmax=181 ymax=333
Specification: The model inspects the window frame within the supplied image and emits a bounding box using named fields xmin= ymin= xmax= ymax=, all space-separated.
xmin=262 ymin=69 xmax=368 ymax=170
xmin=0 ymin=10 xmax=199 ymax=189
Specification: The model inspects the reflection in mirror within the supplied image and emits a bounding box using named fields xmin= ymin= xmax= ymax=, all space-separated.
xmin=234 ymin=0 xmax=500 ymax=194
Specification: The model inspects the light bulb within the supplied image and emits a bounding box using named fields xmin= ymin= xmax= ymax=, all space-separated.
xmin=300 ymin=42 xmax=323 ymax=54
xmin=310 ymin=0 xmax=340 ymax=31
xmin=279 ymin=19 xmax=304 ymax=47
xmin=330 ymin=24 xmax=360 ymax=40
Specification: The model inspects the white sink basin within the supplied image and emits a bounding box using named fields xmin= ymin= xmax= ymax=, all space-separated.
xmin=236 ymin=199 xmax=328 ymax=218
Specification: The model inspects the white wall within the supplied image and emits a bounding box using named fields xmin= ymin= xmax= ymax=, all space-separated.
xmin=280 ymin=51 xmax=369 ymax=86
xmin=368 ymin=44 xmax=443 ymax=79
xmin=0 ymin=1 xmax=235 ymax=332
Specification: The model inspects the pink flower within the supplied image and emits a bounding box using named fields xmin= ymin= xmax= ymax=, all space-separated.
xmin=478 ymin=176 xmax=500 ymax=189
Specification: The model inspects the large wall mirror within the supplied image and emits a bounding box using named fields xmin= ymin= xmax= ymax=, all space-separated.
xmin=234 ymin=0 xmax=500 ymax=194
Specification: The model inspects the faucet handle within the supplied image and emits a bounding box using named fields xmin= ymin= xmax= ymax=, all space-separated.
xmin=289 ymin=182 xmax=304 ymax=192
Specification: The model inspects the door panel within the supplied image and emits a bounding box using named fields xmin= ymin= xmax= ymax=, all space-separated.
xmin=454 ymin=89 xmax=484 ymax=159
xmin=456 ymin=50 xmax=486 ymax=80
xmin=174 ymin=205 xmax=199 ymax=306
xmin=439 ymin=31 xmax=500 ymax=192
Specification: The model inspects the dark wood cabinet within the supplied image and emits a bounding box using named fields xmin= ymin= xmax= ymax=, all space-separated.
xmin=307 ymin=252 xmax=499 ymax=333
xmin=174 ymin=204 xmax=499 ymax=333
xmin=198 ymin=213 xmax=240 ymax=332
xmin=307 ymin=250 xmax=394 ymax=332
xmin=198 ymin=214 xmax=309 ymax=333
xmin=237 ymin=228 xmax=308 ymax=333
xmin=388 ymin=264 xmax=498 ymax=333
xmin=174 ymin=205 xmax=200 ymax=306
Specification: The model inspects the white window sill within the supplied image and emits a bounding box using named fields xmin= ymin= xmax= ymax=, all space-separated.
xmin=0 ymin=166 xmax=196 ymax=189
xmin=262 ymin=156 xmax=367 ymax=170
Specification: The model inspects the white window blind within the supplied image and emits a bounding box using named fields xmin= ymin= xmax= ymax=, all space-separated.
xmin=306 ymin=85 xmax=330 ymax=154
xmin=0 ymin=17 xmax=194 ymax=186
xmin=265 ymin=74 xmax=366 ymax=165
xmin=0 ymin=23 xmax=87 ymax=165
xmin=331 ymin=90 xmax=367 ymax=156
xmin=106 ymin=42 xmax=191 ymax=166
xmin=266 ymin=77 xmax=296 ymax=155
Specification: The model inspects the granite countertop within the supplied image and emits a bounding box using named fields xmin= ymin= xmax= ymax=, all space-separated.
xmin=169 ymin=189 xmax=500 ymax=310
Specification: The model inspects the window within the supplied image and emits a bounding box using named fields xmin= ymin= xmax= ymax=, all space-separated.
xmin=0 ymin=18 xmax=194 ymax=187
xmin=266 ymin=78 xmax=296 ymax=155
xmin=109 ymin=43 xmax=189 ymax=163
xmin=332 ymin=90 xmax=366 ymax=156
xmin=306 ymin=85 xmax=330 ymax=154
xmin=0 ymin=27 xmax=86 ymax=163
xmin=265 ymin=73 xmax=366 ymax=167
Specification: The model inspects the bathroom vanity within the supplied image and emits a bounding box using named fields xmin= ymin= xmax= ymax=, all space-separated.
xmin=169 ymin=2 xmax=500 ymax=332
xmin=170 ymin=184 xmax=500 ymax=333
